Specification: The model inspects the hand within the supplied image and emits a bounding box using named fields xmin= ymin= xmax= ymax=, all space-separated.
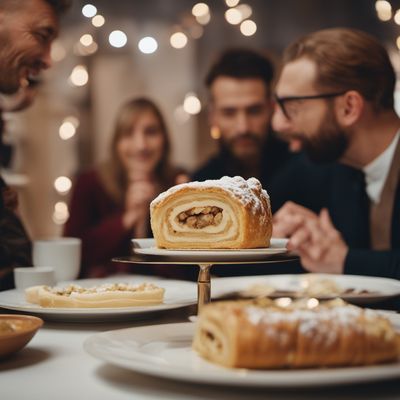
xmin=273 ymin=201 xmax=317 ymax=238
xmin=125 ymin=180 xmax=159 ymax=211
xmin=287 ymin=208 xmax=349 ymax=274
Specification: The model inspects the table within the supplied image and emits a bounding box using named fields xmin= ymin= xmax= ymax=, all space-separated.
xmin=1 ymin=285 xmax=399 ymax=400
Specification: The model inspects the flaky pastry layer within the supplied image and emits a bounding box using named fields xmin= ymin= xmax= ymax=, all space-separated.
xmin=193 ymin=300 xmax=400 ymax=368
xmin=25 ymin=283 xmax=165 ymax=308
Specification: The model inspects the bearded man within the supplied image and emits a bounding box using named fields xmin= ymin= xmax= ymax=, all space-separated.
xmin=272 ymin=28 xmax=400 ymax=280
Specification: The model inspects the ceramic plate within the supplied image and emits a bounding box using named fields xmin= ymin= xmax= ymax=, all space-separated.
xmin=131 ymin=238 xmax=292 ymax=263
xmin=211 ymin=273 xmax=400 ymax=304
xmin=0 ymin=278 xmax=196 ymax=322
xmin=84 ymin=315 xmax=400 ymax=388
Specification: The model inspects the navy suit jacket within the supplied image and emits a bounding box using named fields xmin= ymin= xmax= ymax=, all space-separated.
xmin=270 ymin=157 xmax=400 ymax=280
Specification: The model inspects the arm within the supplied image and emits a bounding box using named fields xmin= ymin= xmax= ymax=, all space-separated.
xmin=345 ymin=249 xmax=400 ymax=280
xmin=64 ymin=172 xmax=132 ymax=268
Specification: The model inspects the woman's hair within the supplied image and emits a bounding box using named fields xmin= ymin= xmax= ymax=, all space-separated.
xmin=99 ymin=97 xmax=173 ymax=203
xmin=283 ymin=28 xmax=396 ymax=111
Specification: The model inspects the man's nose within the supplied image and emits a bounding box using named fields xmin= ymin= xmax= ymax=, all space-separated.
xmin=235 ymin=113 xmax=250 ymax=133
xmin=272 ymin=104 xmax=292 ymax=134
xmin=40 ymin=46 xmax=53 ymax=70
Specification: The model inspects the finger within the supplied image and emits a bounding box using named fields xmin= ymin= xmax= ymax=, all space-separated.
xmin=287 ymin=226 xmax=312 ymax=249
xmin=319 ymin=208 xmax=335 ymax=232
xmin=274 ymin=213 xmax=307 ymax=238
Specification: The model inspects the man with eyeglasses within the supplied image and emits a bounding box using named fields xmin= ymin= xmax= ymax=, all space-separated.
xmin=272 ymin=28 xmax=400 ymax=280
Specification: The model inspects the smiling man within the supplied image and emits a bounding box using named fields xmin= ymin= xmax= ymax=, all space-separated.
xmin=0 ymin=0 xmax=71 ymax=291
xmin=192 ymin=48 xmax=293 ymax=194
xmin=272 ymin=28 xmax=400 ymax=280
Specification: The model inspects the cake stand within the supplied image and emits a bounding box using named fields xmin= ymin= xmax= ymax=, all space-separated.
xmin=113 ymin=238 xmax=298 ymax=313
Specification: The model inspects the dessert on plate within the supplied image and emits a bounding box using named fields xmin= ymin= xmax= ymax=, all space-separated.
xmin=150 ymin=176 xmax=272 ymax=249
xmin=193 ymin=298 xmax=400 ymax=368
xmin=25 ymin=282 xmax=165 ymax=308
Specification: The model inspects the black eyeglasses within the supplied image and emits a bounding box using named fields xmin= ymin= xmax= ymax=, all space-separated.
xmin=274 ymin=91 xmax=347 ymax=120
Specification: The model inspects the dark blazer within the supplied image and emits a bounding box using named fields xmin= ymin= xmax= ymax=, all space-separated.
xmin=270 ymin=157 xmax=400 ymax=280
xmin=192 ymin=132 xmax=295 ymax=199
xmin=0 ymin=177 xmax=32 ymax=291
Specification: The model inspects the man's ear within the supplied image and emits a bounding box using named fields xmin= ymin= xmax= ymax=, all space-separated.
xmin=335 ymin=90 xmax=364 ymax=126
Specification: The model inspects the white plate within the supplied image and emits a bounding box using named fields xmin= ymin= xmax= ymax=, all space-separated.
xmin=211 ymin=273 xmax=400 ymax=304
xmin=132 ymin=238 xmax=291 ymax=263
xmin=84 ymin=316 xmax=400 ymax=388
xmin=0 ymin=278 xmax=196 ymax=322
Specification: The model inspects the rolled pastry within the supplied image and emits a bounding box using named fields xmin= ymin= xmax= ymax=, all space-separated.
xmin=193 ymin=300 xmax=400 ymax=368
xmin=150 ymin=176 xmax=272 ymax=249
xmin=25 ymin=283 xmax=165 ymax=308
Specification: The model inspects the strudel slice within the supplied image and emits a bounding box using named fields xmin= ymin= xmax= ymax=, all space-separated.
xmin=25 ymin=283 xmax=165 ymax=308
xmin=193 ymin=299 xmax=400 ymax=368
xmin=150 ymin=176 xmax=272 ymax=249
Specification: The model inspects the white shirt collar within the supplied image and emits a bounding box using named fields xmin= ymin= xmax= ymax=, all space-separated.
xmin=363 ymin=131 xmax=400 ymax=204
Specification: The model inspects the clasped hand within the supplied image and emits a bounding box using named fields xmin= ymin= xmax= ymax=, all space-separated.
xmin=273 ymin=202 xmax=349 ymax=274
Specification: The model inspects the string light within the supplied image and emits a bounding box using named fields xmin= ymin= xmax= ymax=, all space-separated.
xmin=170 ymin=32 xmax=188 ymax=49
xmin=63 ymin=116 xmax=80 ymax=129
xmin=196 ymin=13 xmax=211 ymax=25
xmin=82 ymin=4 xmax=97 ymax=18
xmin=236 ymin=4 xmax=253 ymax=20
xmin=396 ymin=35 xmax=400 ymax=49
xmin=54 ymin=176 xmax=72 ymax=194
xmin=138 ymin=36 xmax=158 ymax=54
xmin=240 ymin=19 xmax=257 ymax=36
xmin=192 ymin=3 xmax=209 ymax=18
xmin=69 ymin=65 xmax=89 ymax=87
xmin=375 ymin=0 xmax=392 ymax=21
xmin=109 ymin=30 xmax=127 ymax=48
xmin=59 ymin=121 xmax=76 ymax=140
xmin=80 ymin=34 xmax=93 ymax=47
xmin=225 ymin=8 xmax=242 ymax=24
xmin=183 ymin=93 xmax=202 ymax=115
xmin=52 ymin=202 xmax=69 ymax=225
xmin=225 ymin=0 xmax=240 ymax=7
xmin=394 ymin=9 xmax=400 ymax=25
xmin=92 ymin=14 xmax=105 ymax=27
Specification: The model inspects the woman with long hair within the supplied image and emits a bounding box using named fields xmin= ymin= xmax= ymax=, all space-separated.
xmin=65 ymin=97 xmax=188 ymax=277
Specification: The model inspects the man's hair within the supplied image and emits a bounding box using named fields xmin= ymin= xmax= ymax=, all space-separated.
xmin=205 ymin=48 xmax=274 ymax=90
xmin=0 ymin=0 xmax=72 ymax=15
xmin=44 ymin=0 xmax=72 ymax=15
xmin=283 ymin=28 xmax=396 ymax=110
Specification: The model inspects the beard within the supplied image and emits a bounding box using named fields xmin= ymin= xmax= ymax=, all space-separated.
xmin=300 ymin=108 xmax=349 ymax=164
xmin=220 ymin=132 xmax=264 ymax=161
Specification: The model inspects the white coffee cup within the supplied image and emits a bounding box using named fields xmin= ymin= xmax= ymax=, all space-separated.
xmin=32 ymin=237 xmax=81 ymax=282
xmin=14 ymin=267 xmax=56 ymax=289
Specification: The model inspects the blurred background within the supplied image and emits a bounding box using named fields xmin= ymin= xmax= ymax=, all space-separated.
xmin=2 ymin=0 xmax=400 ymax=239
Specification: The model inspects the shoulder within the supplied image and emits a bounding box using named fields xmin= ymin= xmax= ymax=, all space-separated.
xmin=192 ymin=155 xmax=226 ymax=181
xmin=72 ymin=168 xmax=106 ymax=194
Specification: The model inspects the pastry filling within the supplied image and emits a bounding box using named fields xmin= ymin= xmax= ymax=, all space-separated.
xmin=176 ymin=206 xmax=223 ymax=229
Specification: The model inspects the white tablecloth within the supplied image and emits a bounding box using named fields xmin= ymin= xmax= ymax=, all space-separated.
xmin=1 ymin=303 xmax=399 ymax=400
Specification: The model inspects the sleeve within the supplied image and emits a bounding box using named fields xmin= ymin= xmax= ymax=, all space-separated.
xmin=64 ymin=172 xmax=132 ymax=270
xmin=344 ymin=249 xmax=400 ymax=280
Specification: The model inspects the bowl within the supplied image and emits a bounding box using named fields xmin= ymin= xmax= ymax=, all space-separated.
xmin=0 ymin=314 xmax=43 ymax=358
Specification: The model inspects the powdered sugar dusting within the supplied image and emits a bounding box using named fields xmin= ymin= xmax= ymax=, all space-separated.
xmin=245 ymin=304 xmax=368 ymax=344
xmin=151 ymin=176 xmax=270 ymax=216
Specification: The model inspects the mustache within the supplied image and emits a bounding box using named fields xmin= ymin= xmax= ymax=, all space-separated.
xmin=275 ymin=130 xmax=304 ymax=143
xmin=227 ymin=133 xmax=263 ymax=146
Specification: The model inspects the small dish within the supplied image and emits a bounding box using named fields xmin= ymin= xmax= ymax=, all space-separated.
xmin=0 ymin=314 xmax=43 ymax=358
